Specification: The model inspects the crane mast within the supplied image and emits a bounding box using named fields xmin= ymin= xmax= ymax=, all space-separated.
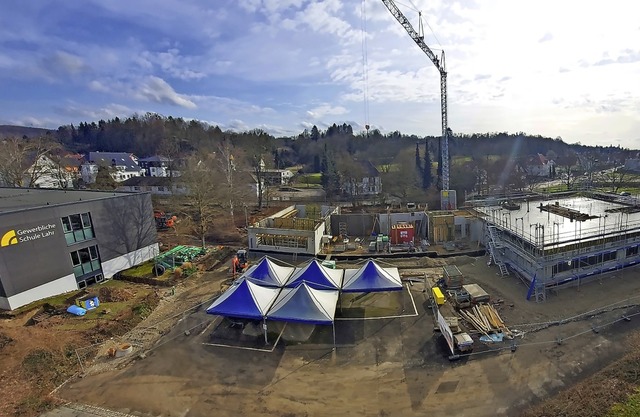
xmin=380 ymin=0 xmax=450 ymax=192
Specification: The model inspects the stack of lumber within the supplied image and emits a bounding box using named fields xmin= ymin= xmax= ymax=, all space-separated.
xmin=458 ymin=303 xmax=512 ymax=338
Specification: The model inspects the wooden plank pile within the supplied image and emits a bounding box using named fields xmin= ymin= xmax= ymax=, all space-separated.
xmin=458 ymin=303 xmax=512 ymax=338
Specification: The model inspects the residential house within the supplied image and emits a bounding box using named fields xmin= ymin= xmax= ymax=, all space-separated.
xmin=262 ymin=168 xmax=294 ymax=185
xmin=520 ymin=154 xmax=554 ymax=177
xmin=342 ymin=160 xmax=382 ymax=197
xmin=117 ymin=176 xmax=186 ymax=195
xmin=255 ymin=159 xmax=294 ymax=185
xmin=46 ymin=151 xmax=83 ymax=188
xmin=1 ymin=152 xmax=81 ymax=189
xmin=138 ymin=155 xmax=180 ymax=178
xmin=81 ymin=152 xmax=144 ymax=184
xmin=118 ymin=170 xmax=258 ymax=199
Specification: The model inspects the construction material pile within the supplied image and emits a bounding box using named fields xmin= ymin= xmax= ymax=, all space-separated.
xmin=459 ymin=304 xmax=512 ymax=339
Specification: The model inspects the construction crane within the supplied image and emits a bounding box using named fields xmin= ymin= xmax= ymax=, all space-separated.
xmin=380 ymin=0 xmax=453 ymax=205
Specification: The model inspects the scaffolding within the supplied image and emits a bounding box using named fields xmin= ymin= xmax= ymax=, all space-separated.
xmin=474 ymin=195 xmax=640 ymax=301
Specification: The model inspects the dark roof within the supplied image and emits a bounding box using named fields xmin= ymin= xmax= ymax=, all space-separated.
xmin=120 ymin=176 xmax=175 ymax=187
xmin=0 ymin=187 xmax=137 ymax=214
xmin=88 ymin=152 xmax=140 ymax=171
xmin=139 ymin=155 xmax=170 ymax=163
xmin=357 ymin=160 xmax=380 ymax=176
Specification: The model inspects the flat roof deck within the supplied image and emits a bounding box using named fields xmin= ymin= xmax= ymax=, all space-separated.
xmin=476 ymin=196 xmax=640 ymax=248
xmin=0 ymin=188 xmax=134 ymax=213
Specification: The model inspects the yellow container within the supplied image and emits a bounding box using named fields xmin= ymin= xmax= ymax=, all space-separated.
xmin=432 ymin=287 xmax=445 ymax=305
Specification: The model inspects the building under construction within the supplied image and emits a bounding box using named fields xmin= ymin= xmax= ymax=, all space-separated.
xmin=472 ymin=193 xmax=640 ymax=301
xmin=247 ymin=205 xmax=337 ymax=256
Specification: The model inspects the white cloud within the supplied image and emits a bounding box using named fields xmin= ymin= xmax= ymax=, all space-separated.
xmin=134 ymin=76 xmax=197 ymax=109
xmin=6 ymin=116 xmax=60 ymax=128
xmin=54 ymin=102 xmax=134 ymax=120
xmin=224 ymin=119 xmax=250 ymax=132
xmin=0 ymin=0 xmax=639 ymax=148
xmin=141 ymin=48 xmax=206 ymax=80
xmin=88 ymin=80 xmax=109 ymax=92
xmin=306 ymin=103 xmax=348 ymax=119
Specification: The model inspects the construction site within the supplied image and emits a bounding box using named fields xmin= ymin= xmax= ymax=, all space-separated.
xmin=471 ymin=192 xmax=640 ymax=302
xmin=2 ymin=1 xmax=639 ymax=416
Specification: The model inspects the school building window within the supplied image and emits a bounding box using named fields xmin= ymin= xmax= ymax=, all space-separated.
xmin=61 ymin=213 xmax=95 ymax=244
xmin=70 ymin=245 xmax=101 ymax=278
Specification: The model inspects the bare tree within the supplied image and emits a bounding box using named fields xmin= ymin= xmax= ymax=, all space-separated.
xmin=556 ymin=154 xmax=579 ymax=190
xmin=379 ymin=149 xmax=418 ymax=201
xmin=0 ymin=137 xmax=60 ymax=187
xmin=158 ymin=136 xmax=182 ymax=186
xmin=335 ymin=154 xmax=368 ymax=206
xmin=179 ymin=154 xmax=220 ymax=248
xmin=47 ymin=153 xmax=75 ymax=188
xmin=253 ymin=155 xmax=266 ymax=209
xmin=603 ymin=168 xmax=628 ymax=193
xmin=215 ymin=144 xmax=238 ymax=225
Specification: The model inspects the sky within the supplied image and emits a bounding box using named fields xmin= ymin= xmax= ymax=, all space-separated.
xmin=1 ymin=0 xmax=639 ymax=148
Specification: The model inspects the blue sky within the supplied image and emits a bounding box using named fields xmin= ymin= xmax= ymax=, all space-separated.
xmin=1 ymin=0 xmax=639 ymax=148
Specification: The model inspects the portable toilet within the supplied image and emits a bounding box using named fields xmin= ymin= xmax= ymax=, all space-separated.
xmin=76 ymin=295 xmax=100 ymax=310
xmin=67 ymin=305 xmax=87 ymax=316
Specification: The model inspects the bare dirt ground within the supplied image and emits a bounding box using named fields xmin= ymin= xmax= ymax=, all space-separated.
xmin=0 ymin=280 xmax=160 ymax=417
xmin=49 ymin=255 xmax=640 ymax=417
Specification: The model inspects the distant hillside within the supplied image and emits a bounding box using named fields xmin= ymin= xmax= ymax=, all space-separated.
xmin=0 ymin=125 xmax=53 ymax=139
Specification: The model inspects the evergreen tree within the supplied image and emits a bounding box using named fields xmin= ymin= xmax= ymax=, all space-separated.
xmin=310 ymin=125 xmax=320 ymax=142
xmin=415 ymin=142 xmax=423 ymax=175
xmin=92 ymin=164 xmax=117 ymax=190
xmin=320 ymin=144 xmax=340 ymax=198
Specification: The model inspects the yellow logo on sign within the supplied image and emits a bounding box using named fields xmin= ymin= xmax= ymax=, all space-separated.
xmin=1 ymin=230 xmax=18 ymax=247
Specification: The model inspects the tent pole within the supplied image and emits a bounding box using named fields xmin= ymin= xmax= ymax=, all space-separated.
xmin=263 ymin=318 xmax=268 ymax=345
xmin=332 ymin=322 xmax=336 ymax=351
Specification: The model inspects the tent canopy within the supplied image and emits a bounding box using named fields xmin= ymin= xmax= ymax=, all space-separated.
xmin=342 ymin=259 xmax=403 ymax=292
xmin=206 ymin=278 xmax=281 ymax=320
xmin=285 ymin=260 xmax=343 ymax=290
xmin=267 ymin=283 xmax=339 ymax=325
xmin=241 ymin=256 xmax=294 ymax=287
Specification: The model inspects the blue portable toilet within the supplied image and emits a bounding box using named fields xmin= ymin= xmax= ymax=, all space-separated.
xmin=67 ymin=305 xmax=87 ymax=316
xmin=76 ymin=296 xmax=100 ymax=310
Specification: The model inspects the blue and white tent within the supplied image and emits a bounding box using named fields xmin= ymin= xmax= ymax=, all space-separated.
xmin=241 ymin=256 xmax=294 ymax=287
xmin=206 ymin=278 xmax=281 ymax=320
xmin=342 ymin=260 xmax=403 ymax=293
xmin=285 ymin=260 xmax=343 ymax=290
xmin=266 ymin=283 xmax=339 ymax=325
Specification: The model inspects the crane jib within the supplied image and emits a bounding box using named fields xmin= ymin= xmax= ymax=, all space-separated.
xmin=380 ymin=0 xmax=451 ymax=192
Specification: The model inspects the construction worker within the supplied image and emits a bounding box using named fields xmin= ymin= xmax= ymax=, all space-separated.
xmin=232 ymin=255 xmax=240 ymax=276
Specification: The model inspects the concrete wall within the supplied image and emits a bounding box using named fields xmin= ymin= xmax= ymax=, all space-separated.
xmin=379 ymin=212 xmax=428 ymax=238
xmin=101 ymin=243 xmax=159 ymax=278
xmin=247 ymin=226 xmax=319 ymax=255
xmin=0 ymin=274 xmax=77 ymax=311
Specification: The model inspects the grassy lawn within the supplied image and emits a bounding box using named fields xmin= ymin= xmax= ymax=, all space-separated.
xmin=9 ymin=277 xmax=150 ymax=316
xmin=10 ymin=292 xmax=79 ymax=315
xmin=123 ymin=261 xmax=155 ymax=277
xmin=55 ymin=300 xmax=135 ymax=331
xmin=609 ymin=390 xmax=640 ymax=417
xmin=296 ymin=173 xmax=322 ymax=185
